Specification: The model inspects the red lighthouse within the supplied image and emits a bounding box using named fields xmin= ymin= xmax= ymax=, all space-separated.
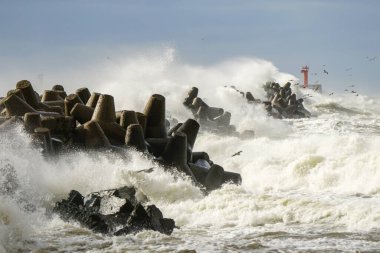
xmin=300 ymin=66 xmax=309 ymax=88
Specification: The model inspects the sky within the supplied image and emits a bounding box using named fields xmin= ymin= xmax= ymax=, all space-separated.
xmin=0 ymin=0 xmax=379 ymax=95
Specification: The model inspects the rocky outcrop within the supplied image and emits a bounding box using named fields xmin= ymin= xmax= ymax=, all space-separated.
xmin=53 ymin=187 xmax=175 ymax=235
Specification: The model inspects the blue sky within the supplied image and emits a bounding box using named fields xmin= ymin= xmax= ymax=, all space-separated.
xmin=0 ymin=0 xmax=379 ymax=95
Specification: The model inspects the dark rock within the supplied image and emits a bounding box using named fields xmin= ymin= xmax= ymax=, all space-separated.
xmin=113 ymin=186 xmax=137 ymax=204
xmin=145 ymin=204 xmax=175 ymax=235
xmin=53 ymin=187 xmax=175 ymax=236
xmin=159 ymin=218 xmax=175 ymax=235
xmin=127 ymin=203 xmax=151 ymax=230
xmin=68 ymin=190 xmax=84 ymax=206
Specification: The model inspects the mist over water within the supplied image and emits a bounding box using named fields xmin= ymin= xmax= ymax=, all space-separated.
xmin=1 ymin=48 xmax=380 ymax=252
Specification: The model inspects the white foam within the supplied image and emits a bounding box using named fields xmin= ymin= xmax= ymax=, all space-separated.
xmin=1 ymin=48 xmax=380 ymax=251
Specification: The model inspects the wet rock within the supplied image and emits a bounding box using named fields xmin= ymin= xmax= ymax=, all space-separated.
xmin=68 ymin=190 xmax=84 ymax=206
xmin=53 ymin=187 xmax=175 ymax=236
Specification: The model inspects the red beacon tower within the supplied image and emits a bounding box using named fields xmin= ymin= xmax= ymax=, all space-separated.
xmin=300 ymin=66 xmax=309 ymax=88
xmin=300 ymin=65 xmax=322 ymax=93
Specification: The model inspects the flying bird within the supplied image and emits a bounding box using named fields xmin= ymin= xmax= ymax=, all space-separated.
xmin=329 ymin=92 xmax=334 ymax=96
xmin=344 ymin=89 xmax=348 ymax=92
xmin=323 ymin=70 xmax=329 ymax=75
xmin=367 ymin=56 xmax=377 ymax=61
xmin=345 ymin=68 xmax=352 ymax=71
xmin=137 ymin=167 xmax=155 ymax=173
xmin=368 ymin=57 xmax=377 ymax=61
xmin=351 ymin=90 xmax=357 ymax=93
xmin=232 ymin=151 xmax=243 ymax=157
xmin=348 ymin=85 xmax=355 ymax=87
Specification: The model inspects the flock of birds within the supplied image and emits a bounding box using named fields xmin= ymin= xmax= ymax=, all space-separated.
xmin=230 ymin=56 xmax=377 ymax=158
xmin=302 ymin=56 xmax=377 ymax=98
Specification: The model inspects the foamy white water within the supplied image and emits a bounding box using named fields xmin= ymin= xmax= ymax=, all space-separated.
xmin=1 ymin=49 xmax=380 ymax=252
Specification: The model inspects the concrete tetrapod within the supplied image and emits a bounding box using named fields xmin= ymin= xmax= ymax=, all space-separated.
xmin=16 ymin=80 xmax=40 ymax=109
xmin=136 ymin=112 xmax=147 ymax=136
xmin=70 ymin=103 xmax=94 ymax=124
xmin=158 ymin=132 xmax=196 ymax=180
xmin=64 ymin=94 xmax=84 ymax=116
xmin=214 ymin=111 xmax=231 ymax=126
xmin=82 ymin=120 xmax=112 ymax=149
xmin=222 ymin=171 xmax=242 ymax=185
xmin=24 ymin=112 xmax=42 ymax=133
xmin=75 ymin=87 xmax=91 ymax=104
xmin=41 ymin=90 xmax=64 ymax=102
xmin=206 ymin=107 xmax=224 ymax=120
xmin=3 ymin=94 xmax=59 ymax=117
xmin=125 ymin=124 xmax=147 ymax=152
xmin=52 ymin=84 xmax=64 ymax=91
xmin=167 ymin=123 xmax=182 ymax=136
xmin=86 ymin=92 xmax=101 ymax=109
xmin=120 ymin=110 xmax=139 ymax=130
xmin=7 ymin=89 xmax=26 ymax=101
xmin=92 ymin=94 xmax=116 ymax=123
xmin=183 ymin=87 xmax=198 ymax=107
xmin=51 ymin=85 xmax=67 ymax=99
xmin=176 ymin=119 xmax=199 ymax=150
xmin=188 ymin=163 xmax=225 ymax=191
xmin=91 ymin=94 xmax=126 ymax=145
xmin=33 ymin=127 xmax=54 ymax=155
xmin=41 ymin=116 xmax=76 ymax=136
xmin=43 ymin=100 xmax=65 ymax=110
xmin=145 ymin=138 xmax=169 ymax=157
xmin=3 ymin=94 xmax=36 ymax=116
xmin=191 ymin=97 xmax=208 ymax=113
xmin=144 ymin=94 xmax=167 ymax=138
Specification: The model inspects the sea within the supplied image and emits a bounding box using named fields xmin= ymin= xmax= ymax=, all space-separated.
xmin=1 ymin=49 xmax=380 ymax=252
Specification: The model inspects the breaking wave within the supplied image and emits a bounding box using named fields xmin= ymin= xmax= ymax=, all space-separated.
xmin=1 ymin=47 xmax=380 ymax=252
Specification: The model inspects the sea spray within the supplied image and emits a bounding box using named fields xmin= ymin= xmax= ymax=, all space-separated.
xmin=1 ymin=49 xmax=380 ymax=251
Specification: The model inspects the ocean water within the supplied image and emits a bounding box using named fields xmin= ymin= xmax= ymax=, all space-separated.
xmin=1 ymin=50 xmax=380 ymax=252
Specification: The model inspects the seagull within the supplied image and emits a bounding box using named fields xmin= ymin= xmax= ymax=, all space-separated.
xmin=323 ymin=70 xmax=329 ymax=75
xmin=232 ymin=151 xmax=243 ymax=157
xmin=351 ymin=90 xmax=357 ymax=93
xmin=329 ymin=92 xmax=334 ymax=96
xmin=137 ymin=167 xmax=155 ymax=173
xmin=368 ymin=56 xmax=377 ymax=61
